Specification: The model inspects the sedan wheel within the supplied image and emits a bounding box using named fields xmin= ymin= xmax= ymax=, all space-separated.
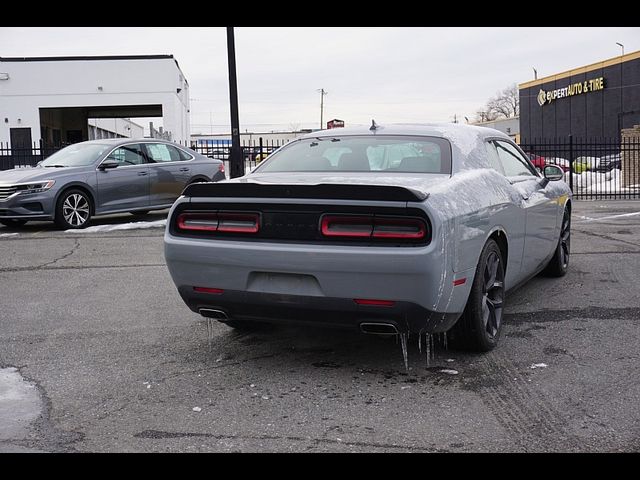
xmin=55 ymin=189 xmax=92 ymax=229
xmin=450 ymin=239 xmax=505 ymax=352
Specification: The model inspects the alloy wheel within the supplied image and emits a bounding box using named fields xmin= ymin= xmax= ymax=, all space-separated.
xmin=62 ymin=193 xmax=90 ymax=227
xmin=559 ymin=212 xmax=571 ymax=268
xmin=482 ymin=251 xmax=504 ymax=338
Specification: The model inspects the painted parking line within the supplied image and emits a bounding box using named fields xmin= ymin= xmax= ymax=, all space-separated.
xmin=576 ymin=211 xmax=640 ymax=223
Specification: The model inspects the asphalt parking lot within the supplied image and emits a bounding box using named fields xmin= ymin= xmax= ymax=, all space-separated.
xmin=1 ymin=202 xmax=639 ymax=453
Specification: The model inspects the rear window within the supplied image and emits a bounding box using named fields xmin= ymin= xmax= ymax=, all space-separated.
xmin=253 ymin=135 xmax=452 ymax=174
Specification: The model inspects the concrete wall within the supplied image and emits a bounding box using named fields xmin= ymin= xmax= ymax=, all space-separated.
xmin=88 ymin=118 xmax=144 ymax=139
xmin=0 ymin=56 xmax=190 ymax=145
xmin=470 ymin=117 xmax=519 ymax=139
xmin=621 ymin=124 xmax=640 ymax=188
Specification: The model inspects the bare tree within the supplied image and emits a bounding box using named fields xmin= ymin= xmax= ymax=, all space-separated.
xmin=288 ymin=122 xmax=301 ymax=132
xmin=491 ymin=84 xmax=519 ymax=118
xmin=474 ymin=109 xmax=499 ymax=123
xmin=475 ymin=83 xmax=519 ymax=122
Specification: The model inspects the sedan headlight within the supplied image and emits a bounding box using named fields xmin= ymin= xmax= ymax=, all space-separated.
xmin=17 ymin=180 xmax=56 ymax=195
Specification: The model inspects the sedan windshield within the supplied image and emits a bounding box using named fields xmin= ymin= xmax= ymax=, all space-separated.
xmin=40 ymin=143 xmax=112 ymax=167
xmin=254 ymin=135 xmax=452 ymax=174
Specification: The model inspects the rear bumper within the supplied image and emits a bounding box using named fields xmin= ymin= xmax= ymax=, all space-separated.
xmin=178 ymin=286 xmax=461 ymax=333
xmin=164 ymin=235 xmax=474 ymax=334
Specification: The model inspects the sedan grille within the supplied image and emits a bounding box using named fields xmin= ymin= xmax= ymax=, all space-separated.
xmin=0 ymin=185 xmax=18 ymax=200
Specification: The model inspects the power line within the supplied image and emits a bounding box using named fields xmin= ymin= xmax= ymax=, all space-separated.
xmin=317 ymin=88 xmax=327 ymax=129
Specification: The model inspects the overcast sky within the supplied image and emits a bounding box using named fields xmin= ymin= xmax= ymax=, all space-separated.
xmin=1 ymin=27 xmax=639 ymax=135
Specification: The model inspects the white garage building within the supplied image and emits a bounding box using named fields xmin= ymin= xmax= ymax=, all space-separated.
xmin=0 ymin=55 xmax=190 ymax=150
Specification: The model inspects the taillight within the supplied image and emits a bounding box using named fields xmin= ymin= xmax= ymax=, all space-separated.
xmin=193 ymin=287 xmax=224 ymax=295
xmin=371 ymin=218 xmax=426 ymax=239
xmin=177 ymin=211 xmax=260 ymax=234
xmin=218 ymin=163 xmax=225 ymax=173
xmin=320 ymin=215 xmax=373 ymax=237
xmin=177 ymin=213 xmax=219 ymax=231
xmin=354 ymin=298 xmax=396 ymax=307
xmin=320 ymin=215 xmax=427 ymax=241
xmin=217 ymin=212 xmax=260 ymax=233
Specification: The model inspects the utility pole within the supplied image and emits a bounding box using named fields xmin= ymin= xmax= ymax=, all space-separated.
xmin=318 ymin=88 xmax=327 ymax=130
xmin=227 ymin=27 xmax=243 ymax=178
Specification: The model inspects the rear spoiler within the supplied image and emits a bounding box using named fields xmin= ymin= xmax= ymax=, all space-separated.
xmin=183 ymin=182 xmax=428 ymax=202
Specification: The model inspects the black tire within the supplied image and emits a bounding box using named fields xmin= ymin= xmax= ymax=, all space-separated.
xmin=0 ymin=219 xmax=28 ymax=228
xmin=54 ymin=189 xmax=92 ymax=229
xmin=188 ymin=178 xmax=208 ymax=185
xmin=130 ymin=210 xmax=150 ymax=216
xmin=543 ymin=206 xmax=571 ymax=277
xmin=450 ymin=239 xmax=505 ymax=352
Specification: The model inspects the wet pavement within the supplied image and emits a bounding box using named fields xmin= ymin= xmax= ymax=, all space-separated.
xmin=0 ymin=203 xmax=639 ymax=452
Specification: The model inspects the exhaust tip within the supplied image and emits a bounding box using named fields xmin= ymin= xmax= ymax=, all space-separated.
xmin=360 ymin=322 xmax=399 ymax=336
xmin=199 ymin=308 xmax=229 ymax=322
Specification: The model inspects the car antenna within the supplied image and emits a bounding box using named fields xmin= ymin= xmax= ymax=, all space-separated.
xmin=370 ymin=119 xmax=378 ymax=131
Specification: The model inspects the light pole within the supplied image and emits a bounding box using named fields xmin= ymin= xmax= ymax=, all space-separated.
xmin=227 ymin=27 xmax=243 ymax=178
xmin=617 ymin=42 xmax=625 ymax=132
xmin=318 ymin=88 xmax=327 ymax=130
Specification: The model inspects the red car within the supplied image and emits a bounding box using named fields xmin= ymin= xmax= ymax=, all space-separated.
xmin=526 ymin=152 xmax=547 ymax=172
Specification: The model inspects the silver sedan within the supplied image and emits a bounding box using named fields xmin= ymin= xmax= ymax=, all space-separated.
xmin=164 ymin=123 xmax=571 ymax=352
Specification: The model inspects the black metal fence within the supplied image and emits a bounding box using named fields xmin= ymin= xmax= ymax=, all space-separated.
xmin=0 ymin=141 xmax=60 ymax=170
xmin=519 ymin=137 xmax=640 ymax=200
xmin=186 ymin=138 xmax=288 ymax=173
xmin=3 ymin=137 xmax=639 ymax=200
xmin=0 ymin=138 xmax=290 ymax=174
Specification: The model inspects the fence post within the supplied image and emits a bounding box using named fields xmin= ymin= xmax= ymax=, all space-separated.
xmin=568 ymin=135 xmax=574 ymax=193
xmin=259 ymin=137 xmax=263 ymax=162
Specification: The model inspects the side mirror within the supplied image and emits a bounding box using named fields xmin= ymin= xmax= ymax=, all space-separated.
xmin=544 ymin=164 xmax=564 ymax=181
xmin=98 ymin=159 xmax=119 ymax=171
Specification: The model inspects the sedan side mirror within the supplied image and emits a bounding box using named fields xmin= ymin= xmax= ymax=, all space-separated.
xmin=98 ymin=159 xmax=119 ymax=171
xmin=544 ymin=165 xmax=564 ymax=181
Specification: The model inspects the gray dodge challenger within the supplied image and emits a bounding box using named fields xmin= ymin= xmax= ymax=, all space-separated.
xmin=0 ymin=138 xmax=225 ymax=229
xmin=164 ymin=123 xmax=571 ymax=351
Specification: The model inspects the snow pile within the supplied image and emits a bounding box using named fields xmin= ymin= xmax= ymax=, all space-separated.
xmin=571 ymin=169 xmax=625 ymax=194
xmin=65 ymin=219 xmax=166 ymax=233
xmin=530 ymin=363 xmax=548 ymax=369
